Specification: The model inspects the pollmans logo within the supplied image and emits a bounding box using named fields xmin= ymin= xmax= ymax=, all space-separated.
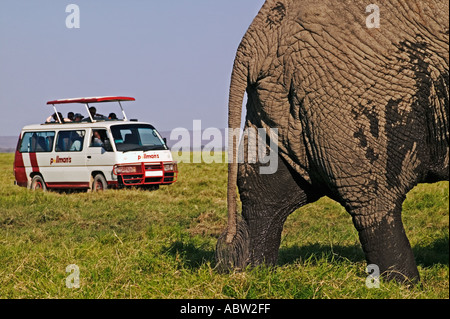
xmin=50 ymin=156 xmax=72 ymax=165
xmin=138 ymin=154 xmax=159 ymax=160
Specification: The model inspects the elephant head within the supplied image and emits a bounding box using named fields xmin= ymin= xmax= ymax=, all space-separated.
xmin=216 ymin=0 xmax=449 ymax=283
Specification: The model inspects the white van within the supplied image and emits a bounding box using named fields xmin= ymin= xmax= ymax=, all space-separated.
xmin=14 ymin=96 xmax=178 ymax=191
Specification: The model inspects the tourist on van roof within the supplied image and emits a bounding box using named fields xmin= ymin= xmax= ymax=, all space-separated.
xmin=67 ymin=112 xmax=74 ymax=122
xmin=84 ymin=106 xmax=106 ymax=121
xmin=45 ymin=112 xmax=67 ymax=124
xmin=73 ymin=113 xmax=83 ymax=122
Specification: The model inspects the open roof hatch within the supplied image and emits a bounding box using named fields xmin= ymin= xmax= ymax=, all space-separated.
xmin=46 ymin=96 xmax=135 ymax=123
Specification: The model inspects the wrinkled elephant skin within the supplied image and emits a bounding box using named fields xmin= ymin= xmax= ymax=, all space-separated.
xmin=216 ymin=0 xmax=449 ymax=283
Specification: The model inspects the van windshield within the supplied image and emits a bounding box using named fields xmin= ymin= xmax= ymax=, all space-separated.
xmin=111 ymin=124 xmax=167 ymax=152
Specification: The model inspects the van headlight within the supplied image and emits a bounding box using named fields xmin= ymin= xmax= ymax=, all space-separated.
xmin=163 ymin=163 xmax=177 ymax=171
xmin=115 ymin=165 xmax=140 ymax=174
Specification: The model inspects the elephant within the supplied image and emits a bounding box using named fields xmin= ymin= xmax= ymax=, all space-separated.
xmin=215 ymin=0 xmax=449 ymax=283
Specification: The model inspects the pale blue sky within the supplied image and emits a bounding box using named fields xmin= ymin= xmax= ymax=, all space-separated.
xmin=0 ymin=0 xmax=264 ymax=136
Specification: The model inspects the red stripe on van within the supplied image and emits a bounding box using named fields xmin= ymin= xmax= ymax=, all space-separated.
xmin=14 ymin=149 xmax=28 ymax=187
xmin=29 ymin=152 xmax=40 ymax=173
xmin=46 ymin=182 xmax=90 ymax=189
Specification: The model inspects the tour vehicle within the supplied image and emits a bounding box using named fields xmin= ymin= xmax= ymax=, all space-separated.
xmin=13 ymin=96 xmax=178 ymax=191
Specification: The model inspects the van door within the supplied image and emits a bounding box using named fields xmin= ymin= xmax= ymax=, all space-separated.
xmin=45 ymin=129 xmax=90 ymax=188
xmin=16 ymin=131 xmax=55 ymax=187
xmin=85 ymin=128 xmax=116 ymax=183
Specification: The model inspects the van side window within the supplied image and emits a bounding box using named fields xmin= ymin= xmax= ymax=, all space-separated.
xmin=90 ymin=129 xmax=106 ymax=146
xmin=56 ymin=130 xmax=85 ymax=152
xmin=90 ymin=129 xmax=113 ymax=152
xmin=19 ymin=131 xmax=55 ymax=153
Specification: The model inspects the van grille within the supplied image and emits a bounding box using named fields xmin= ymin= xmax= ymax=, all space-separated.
xmin=115 ymin=162 xmax=178 ymax=186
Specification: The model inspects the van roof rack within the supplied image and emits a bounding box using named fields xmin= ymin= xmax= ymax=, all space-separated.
xmin=46 ymin=96 xmax=135 ymax=123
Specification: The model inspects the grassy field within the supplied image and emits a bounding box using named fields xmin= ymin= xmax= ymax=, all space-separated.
xmin=0 ymin=152 xmax=448 ymax=299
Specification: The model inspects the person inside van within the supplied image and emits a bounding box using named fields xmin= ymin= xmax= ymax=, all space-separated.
xmin=91 ymin=130 xmax=103 ymax=147
xmin=108 ymin=113 xmax=117 ymax=120
xmin=69 ymin=132 xmax=84 ymax=151
xmin=67 ymin=112 xmax=74 ymax=122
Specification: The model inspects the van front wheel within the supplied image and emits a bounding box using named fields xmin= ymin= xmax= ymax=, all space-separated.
xmin=31 ymin=175 xmax=47 ymax=191
xmin=92 ymin=174 xmax=108 ymax=192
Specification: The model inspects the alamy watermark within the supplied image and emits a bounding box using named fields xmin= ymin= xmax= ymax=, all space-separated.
xmin=169 ymin=120 xmax=278 ymax=175
xmin=365 ymin=264 xmax=380 ymax=288
xmin=66 ymin=4 xmax=80 ymax=29
xmin=64 ymin=3 xmax=379 ymax=30
xmin=366 ymin=4 xmax=380 ymax=28
xmin=66 ymin=264 xmax=80 ymax=288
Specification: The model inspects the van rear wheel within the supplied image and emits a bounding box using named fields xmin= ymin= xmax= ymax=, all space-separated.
xmin=31 ymin=175 xmax=47 ymax=191
xmin=92 ymin=174 xmax=108 ymax=192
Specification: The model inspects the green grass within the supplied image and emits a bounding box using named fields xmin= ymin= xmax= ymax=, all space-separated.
xmin=0 ymin=153 xmax=448 ymax=298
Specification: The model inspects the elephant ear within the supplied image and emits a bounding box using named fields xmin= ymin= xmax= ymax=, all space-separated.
xmin=266 ymin=1 xmax=286 ymax=28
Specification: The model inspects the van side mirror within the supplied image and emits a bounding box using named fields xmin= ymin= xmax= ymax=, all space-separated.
xmin=103 ymin=139 xmax=113 ymax=152
xmin=163 ymin=137 xmax=167 ymax=144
